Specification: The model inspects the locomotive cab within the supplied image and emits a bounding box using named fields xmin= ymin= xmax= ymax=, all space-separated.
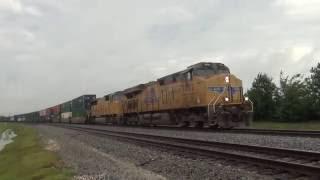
xmin=170 ymin=62 xmax=252 ymax=128
xmin=190 ymin=63 xmax=253 ymax=128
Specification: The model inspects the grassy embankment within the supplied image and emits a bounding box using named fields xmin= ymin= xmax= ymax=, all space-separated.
xmin=251 ymin=121 xmax=320 ymax=131
xmin=0 ymin=123 xmax=72 ymax=180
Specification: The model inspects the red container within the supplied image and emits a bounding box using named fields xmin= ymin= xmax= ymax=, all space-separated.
xmin=48 ymin=105 xmax=61 ymax=123
xmin=50 ymin=105 xmax=61 ymax=114
xmin=46 ymin=108 xmax=51 ymax=115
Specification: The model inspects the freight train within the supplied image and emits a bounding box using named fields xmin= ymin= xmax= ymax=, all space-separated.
xmin=12 ymin=62 xmax=253 ymax=128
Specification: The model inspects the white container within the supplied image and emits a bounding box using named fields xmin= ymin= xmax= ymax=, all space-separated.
xmin=39 ymin=110 xmax=47 ymax=117
xmin=17 ymin=117 xmax=25 ymax=122
xmin=61 ymin=112 xmax=72 ymax=119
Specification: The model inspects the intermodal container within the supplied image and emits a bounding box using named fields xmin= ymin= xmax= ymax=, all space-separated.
xmin=14 ymin=114 xmax=26 ymax=122
xmin=61 ymin=112 xmax=72 ymax=119
xmin=61 ymin=101 xmax=72 ymax=123
xmin=51 ymin=105 xmax=61 ymax=114
xmin=25 ymin=111 xmax=40 ymax=122
xmin=61 ymin=101 xmax=72 ymax=113
xmin=39 ymin=110 xmax=47 ymax=117
xmin=72 ymin=95 xmax=96 ymax=117
xmin=71 ymin=95 xmax=96 ymax=123
xmin=48 ymin=105 xmax=61 ymax=123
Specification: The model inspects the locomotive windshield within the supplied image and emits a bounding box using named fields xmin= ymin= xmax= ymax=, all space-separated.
xmin=192 ymin=63 xmax=230 ymax=77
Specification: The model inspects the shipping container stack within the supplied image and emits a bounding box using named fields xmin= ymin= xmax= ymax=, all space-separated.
xmin=11 ymin=94 xmax=97 ymax=124
xmin=49 ymin=105 xmax=61 ymax=123
xmin=14 ymin=114 xmax=26 ymax=122
xmin=71 ymin=95 xmax=96 ymax=123
xmin=25 ymin=111 xmax=40 ymax=123
xmin=61 ymin=101 xmax=72 ymax=123
xmin=39 ymin=109 xmax=47 ymax=123
xmin=0 ymin=116 xmax=9 ymax=122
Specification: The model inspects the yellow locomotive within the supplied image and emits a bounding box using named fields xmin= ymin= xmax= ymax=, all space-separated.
xmin=90 ymin=62 xmax=253 ymax=128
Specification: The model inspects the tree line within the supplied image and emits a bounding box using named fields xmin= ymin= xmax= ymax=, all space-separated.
xmin=247 ymin=63 xmax=320 ymax=121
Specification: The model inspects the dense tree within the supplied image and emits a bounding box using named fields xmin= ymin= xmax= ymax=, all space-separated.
xmin=247 ymin=73 xmax=277 ymax=120
xmin=276 ymin=72 xmax=311 ymax=121
xmin=309 ymin=63 xmax=320 ymax=118
xmin=248 ymin=62 xmax=320 ymax=122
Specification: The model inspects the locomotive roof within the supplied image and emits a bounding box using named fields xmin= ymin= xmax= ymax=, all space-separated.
xmin=105 ymin=91 xmax=123 ymax=96
xmin=187 ymin=62 xmax=227 ymax=69
xmin=158 ymin=62 xmax=228 ymax=81
xmin=123 ymin=84 xmax=146 ymax=95
xmin=122 ymin=81 xmax=157 ymax=96
xmin=104 ymin=91 xmax=124 ymax=98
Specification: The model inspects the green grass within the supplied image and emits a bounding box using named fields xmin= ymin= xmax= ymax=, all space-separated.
xmin=251 ymin=121 xmax=320 ymax=131
xmin=0 ymin=123 xmax=73 ymax=180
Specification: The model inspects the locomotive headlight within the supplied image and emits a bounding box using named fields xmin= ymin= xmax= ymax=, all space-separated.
xmin=225 ymin=97 xmax=229 ymax=102
xmin=225 ymin=76 xmax=230 ymax=83
xmin=245 ymin=97 xmax=249 ymax=101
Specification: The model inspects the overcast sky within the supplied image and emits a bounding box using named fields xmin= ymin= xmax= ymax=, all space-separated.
xmin=0 ymin=0 xmax=319 ymax=115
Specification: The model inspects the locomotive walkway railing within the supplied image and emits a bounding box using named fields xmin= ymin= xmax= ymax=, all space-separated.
xmin=207 ymin=87 xmax=227 ymax=120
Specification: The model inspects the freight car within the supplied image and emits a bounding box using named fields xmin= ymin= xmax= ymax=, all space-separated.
xmin=14 ymin=114 xmax=25 ymax=122
xmin=47 ymin=105 xmax=61 ymax=123
xmin=61 ymin=101 xmax=72 ymax=123
xmin=39 ymin=109 xmax=48 ymax=122
xmin=59 ymin=95 xmax=96 ymax=123
xmin=71 ymin=95 xmax=96 ymax=123
xmin=0 ymin=116 xmax=10 ymax=122
xmin=25 ymin=111 xmax=40 ymax=123
xmin=90 ymin=62 xmax=253 ymax=128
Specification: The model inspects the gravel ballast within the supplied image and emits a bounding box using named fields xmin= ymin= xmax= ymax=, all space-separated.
xmin=34 ymin=125 xmax=273 ymax=180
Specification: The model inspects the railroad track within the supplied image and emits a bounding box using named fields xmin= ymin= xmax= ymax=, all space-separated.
xmin=220 ymin=128 xmax=320 ymax=138
xmin=68 ymin=123 xmax=320 ymax=138
xmin=51 ymin=124 xmax=320 ymax=179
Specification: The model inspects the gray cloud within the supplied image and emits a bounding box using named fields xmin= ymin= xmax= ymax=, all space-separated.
xmin=0 ymin=0 xmax=319 ymax=115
